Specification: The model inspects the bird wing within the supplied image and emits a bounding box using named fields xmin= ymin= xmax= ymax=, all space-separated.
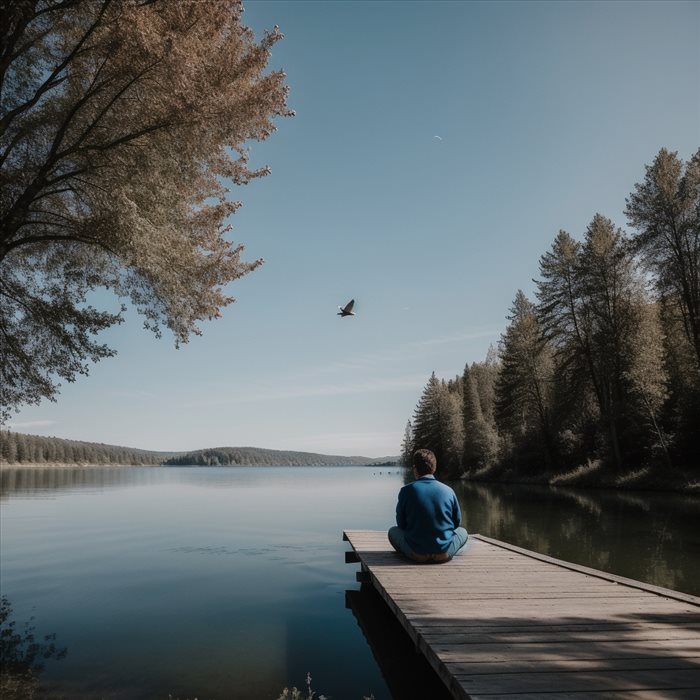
xmin=343 ymin=299 xmax=355 ymax=313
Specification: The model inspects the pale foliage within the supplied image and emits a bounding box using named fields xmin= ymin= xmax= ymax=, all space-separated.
xmin=437 ymin=386 xmax=464 ymax=475
xmin=0 ymin=0 xmax=292 ymax=420
xmin=626 ymin=148 xmax=700 ymax=370
xmin=626 ymin=303 xmax=668 ymax=418
xmin=625 ymin=302 xmax=670 ymax=458
xmin=462 ymin=364 xmax=499 ymax=473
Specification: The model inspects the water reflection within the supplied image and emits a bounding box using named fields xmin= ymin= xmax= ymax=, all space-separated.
xmin=0 ymin=465 xmax=407 ymax=500
xmin=0 ymin=466 xmax=163 ymax=499
xmin=0 ymin=466 xmax=399 ymax=700
xmin=1 ymin=466 xmax=698 ymax=699
xmin=345 ymin=585 xmax=453 ymax=700
xmin=0 ymin=595 xmax=67 ymax=700
xmin=455 ymin=481 xmax=700 ymax=596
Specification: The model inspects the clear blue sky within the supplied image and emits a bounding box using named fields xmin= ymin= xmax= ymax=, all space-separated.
xmin=10 ymin=1 xmax=700 ymax=456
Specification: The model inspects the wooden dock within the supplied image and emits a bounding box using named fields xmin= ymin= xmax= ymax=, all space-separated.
xmin=343 ymin=530 xmax=700 ymax=699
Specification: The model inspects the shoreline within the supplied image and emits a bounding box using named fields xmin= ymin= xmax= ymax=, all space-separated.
xmin=458 ymin=466 xmax=700 ymax=495
xmin=0 ymin=462 xmax=393 ymax=469
xmin=2 ymin=462 xmax=697 ymax=494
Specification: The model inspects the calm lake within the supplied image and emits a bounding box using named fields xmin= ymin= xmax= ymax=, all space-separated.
xmin=1 ymin=466 xmax=698 ymax=699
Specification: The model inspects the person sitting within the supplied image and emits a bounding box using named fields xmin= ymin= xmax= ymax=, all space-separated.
xmin=388 ymin=448 xmax=468 ymax=563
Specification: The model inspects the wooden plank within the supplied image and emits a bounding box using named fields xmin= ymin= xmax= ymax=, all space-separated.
xmin=468 ymin=692 xmax=700 ymax=700
xmin=405 ymin=626 xmax=699 ymax=645
xmin=391 ymin=601 xmax=699 ymax=615
xmin=448 ymin=656 xmax=700 ymax=675
xmin=433 ymin=638 xmax=700 ymax=660
xmin=391 ymin=592 xmax=660 ymax=600
xmin=456 ymin=668 xmax=700 ymax=694
xmin=473 ymin=534 xmax=700 ymax=606
xmin=414 ymin=621 xmax=700 ymax=631
xmin=408 ymin=612 xmax=700 ymax=627
xmin=421 ymin=627 xmax=700 ymax=644
xmin=343 ymin=530 xmax=700 ymax=700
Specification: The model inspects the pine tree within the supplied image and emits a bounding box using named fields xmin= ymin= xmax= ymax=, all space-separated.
xmin=495 ymin=290 xmax=554 ymax=467
xmin=399 ymin=420 xmax=414 ymax=467
xmin=577 ymin=214 xmax=641 ymax=469
xmin=15 ymin=433 xmax=26 ymax=463
xmin=0 ymin=430 xmax=15 ymax=463
xmin=411 ymin=372 xmax=443 ymax=462
xmin=409 ymin=372 xmax=466 ymax=477
xmin=437 ymin=387 xmax=465 ymax=478
xmin=626 ymin=148 xmax=700 ymax=372
xmin=537 ymin=216 xmax=656 ymax=470
xmin=536 ymin=230 xmax=592 ymax=396
xmin=462 ymin=364 xmax=499 ymax=473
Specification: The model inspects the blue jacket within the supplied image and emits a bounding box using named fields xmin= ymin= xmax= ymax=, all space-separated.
xmin=396 ymin=475 xmax=462 ymax=554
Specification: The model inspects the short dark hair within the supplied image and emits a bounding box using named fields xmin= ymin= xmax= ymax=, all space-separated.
xmin=412 ymin=449 xmax=437 ymax=475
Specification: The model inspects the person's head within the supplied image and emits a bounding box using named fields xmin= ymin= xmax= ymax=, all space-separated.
xmin=412 ymin=449 xmax=437 ymax=476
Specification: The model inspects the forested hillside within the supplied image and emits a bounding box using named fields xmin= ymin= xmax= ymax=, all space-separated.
xmin=164 ymin=447 xmax=395 ymax=466
xmin=0 ymin=431 xmax=172 ymax=466
xmin=401 ymin=148 xmax=700 ymax=488
xmin=0 ymin=431 xmax=397 ymax=467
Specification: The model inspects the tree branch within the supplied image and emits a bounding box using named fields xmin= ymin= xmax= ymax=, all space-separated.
xmin=0 ymin=0 xmax=112 ymax=134
xmin=0 ymin=232 xmax=119 ymax=263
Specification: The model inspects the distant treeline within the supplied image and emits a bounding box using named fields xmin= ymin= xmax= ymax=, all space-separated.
xmin=0 ymin=432 xmax=397 ymax=468
xmin=401 ymin=148 xmax=700 ymax=487
xmin=164 ymin=446 xmax=395 ymax=467
xmin=0 ymin=431 xmax=172 ymax=466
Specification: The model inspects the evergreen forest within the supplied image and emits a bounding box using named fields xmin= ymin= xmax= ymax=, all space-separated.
xmin=164 ymin=447 xmax=395 ymax=467
xmin=0 ymin=431 xmax=169 ymax=466
xmin=401 ymin=148 xmax=700 ymax=490
xmin=0 ymin=432 xmax=396 ymax=468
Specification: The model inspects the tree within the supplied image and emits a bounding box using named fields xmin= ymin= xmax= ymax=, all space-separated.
xmin=0 ymin=430 xmax=16 ymax=464
xmin=436 ymin=384 xmax=464 ymax=478
xmin=0 ymin=0 xmax=292 ymax=422
xmin=577 ymin=214 xmax=640 ymax=468
xmin=626 ymin=148 xmax=700 ymax=372
xmin=14 ymin=433 xmax=26 ymax=463
xmin=537 ymin=216 xmax=653 ymax=469
xmin=462 ymin=363 xmax=499 ymax=473
xmin=624 ymin=302 xmax=669 ymax=464
xmin=495 ymin=290 xmax=554 ymax=467
xmin=411 ymin=372 xmax=443 ymax=462
xmin=536 ymin=230 xmax=591 ymax=391
xmin=470 ymin=345 xmax=499 ymax=424
xmin=399 ymin=420 xmax=413 ymax=467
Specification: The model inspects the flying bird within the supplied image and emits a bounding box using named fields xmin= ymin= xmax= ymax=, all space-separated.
xmin=433 ymin=135 xmax=443 ymax=141
xmin=338 ymin=299 xmax=355 ymax=317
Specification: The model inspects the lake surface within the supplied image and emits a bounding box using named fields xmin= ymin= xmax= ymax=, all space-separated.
xmin=1 ymin=466 xmax=698 ymax=699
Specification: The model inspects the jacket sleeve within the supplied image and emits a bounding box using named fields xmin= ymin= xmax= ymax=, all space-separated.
xmin=451 ymin=493 xmax=462 ymax=529
xmin=396 ymin=488 xmax=407 ymax=529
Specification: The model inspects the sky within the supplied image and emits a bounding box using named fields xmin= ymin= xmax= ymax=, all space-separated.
xmin=9 ymin=0 xmax=700 ymax=457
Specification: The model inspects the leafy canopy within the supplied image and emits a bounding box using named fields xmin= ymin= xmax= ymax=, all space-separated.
xmin=0 ymin=0 xmax=292 ymax=421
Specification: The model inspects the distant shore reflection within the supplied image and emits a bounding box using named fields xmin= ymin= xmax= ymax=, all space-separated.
xmin=0 ymin=465 xmax=161 ymax=499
